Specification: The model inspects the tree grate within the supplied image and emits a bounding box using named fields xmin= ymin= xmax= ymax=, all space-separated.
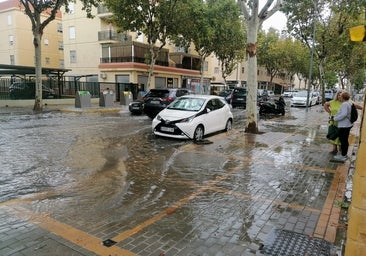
xmin=261 ymin=229 xmax=333 ymax=256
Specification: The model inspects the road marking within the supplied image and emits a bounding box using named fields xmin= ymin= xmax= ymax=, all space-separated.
xmin=4 ymin=205 xmax=136 ymax=256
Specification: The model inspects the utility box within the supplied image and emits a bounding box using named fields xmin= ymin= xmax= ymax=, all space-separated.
xmin=75 ymin=91 xmax=91 ymax=108
xmin=120 ymin=91 xmax=132 ymax=106
xmin=99 ymin=91 xmax=114 ymax=107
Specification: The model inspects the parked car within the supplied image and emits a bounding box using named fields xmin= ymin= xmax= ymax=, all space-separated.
xmin=229 ymin=87 xmax=247 ymax=108
xmin=324 ymin=89 xmax=334 ymax=101
xmin=128 ymin=100 xmax=145 ymax=114
xmin=314 ymin=91 xmax=322 ymax=104
xmin=282 ymin=90 xmax=298 ymax=98
xmin=210 ymin=82 xmax=226 ymax=95
xmin=140 ymin=88 xmax=193 ymax=118
xmin=267 ymin=90 xmax=275 ymax=98
xmin=218 ymin=89 xmax=233 ymax=103
xmin=9 ymin=82 xmax=55 ymax=99
xmin=152 ymin=95 xmax=233 ymax=141
xmin=291 ymin=90 xmax=318 ymax=107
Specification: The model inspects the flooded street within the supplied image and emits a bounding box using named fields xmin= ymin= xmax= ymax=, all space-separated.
xmin=0 ymin=104 xmax=346 ymax=255
xmin=0 ymin=110 xmax=187 ymax=219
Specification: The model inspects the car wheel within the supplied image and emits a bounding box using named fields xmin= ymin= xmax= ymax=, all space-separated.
xmin=193 ymin=125 xmax=204 ymax=142
xmin=225 ymin=119 xmax=233 ymax=131
xmin=259 ymin=108 xmax=264 ymax=115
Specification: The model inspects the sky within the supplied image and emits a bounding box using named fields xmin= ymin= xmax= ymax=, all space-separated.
xmin=262 ymin=11 xmax=288 ymax=32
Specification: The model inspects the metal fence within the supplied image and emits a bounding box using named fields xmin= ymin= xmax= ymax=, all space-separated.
xmin=0 ymin=79 xmax=136 ymax=100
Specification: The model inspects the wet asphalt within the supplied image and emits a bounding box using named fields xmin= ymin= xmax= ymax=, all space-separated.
xmin=0 ymin=102 xmax=357 ymax=256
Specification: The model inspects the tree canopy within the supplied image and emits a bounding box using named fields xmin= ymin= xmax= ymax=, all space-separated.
xmin=21 ymin=0 xmax=100 ymax=111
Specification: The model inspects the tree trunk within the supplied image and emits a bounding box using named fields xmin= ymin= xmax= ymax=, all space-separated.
xmin=146 ymin=46 xmax=156 ymax=90
xmin=33 ymin=31 xmax=43 ymax=112
xmin=245 ymin=19 xmax=259 ymax=134
xmin=199 ymin=55 xmax=205 ymax=94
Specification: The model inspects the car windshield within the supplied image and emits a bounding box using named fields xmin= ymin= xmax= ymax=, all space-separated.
xmin=147 ymin=90 xmax=170 ymax=98
xmin=294 ymin=91 xmax=308 ymax=97
xmin=233 ymin=88 xmax=246 ymax=96
xmin=167 ymin=97 xmax=205 ymax=111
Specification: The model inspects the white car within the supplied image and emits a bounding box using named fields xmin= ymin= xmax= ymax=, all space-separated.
xmin=291 ymin=90 xmax=318 ymax=107
xmin=152 ymin=95 xmax=233 ymax=141
xmin=282 ymin=90 xmax=298 ymax=98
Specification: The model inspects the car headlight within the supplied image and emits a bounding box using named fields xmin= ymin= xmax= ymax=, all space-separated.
xmin=177 ymin=115 xmax=195 ymax=123
xmin=156 ymin=114 xmax=162 ymax=121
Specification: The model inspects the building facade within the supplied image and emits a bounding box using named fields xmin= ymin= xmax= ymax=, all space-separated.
xmin=0 ymin=0 xmax=293 ymax=95
xmin=61 ymin=2 xmax=213 ymax=94
xmin=0 ymin=0 xmax=63 ymax=70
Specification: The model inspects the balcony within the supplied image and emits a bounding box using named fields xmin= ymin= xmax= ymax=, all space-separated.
xmin=98 ymin=30 xmax=131 ymax=42
xmin=100 ymin=41 xmax=200 ymax=71
xmin=100 ymin=42 xmax=169 ymax=66
xmin=97 ymin=5 xmax=112 ymax=18
xmin=170 ymin=52 xmax=201 ymax=71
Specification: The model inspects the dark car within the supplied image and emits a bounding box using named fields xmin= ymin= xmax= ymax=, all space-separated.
xmin=229 ymin=87 xmax=247 ymax=108
xmin=128 ymin=100 xmax=144 ymax=114
xmin=130 ymin=88 xmax=192 ymax=118
xmin=9 ymin=82 xmax=55 ymax=99
xmin=218 ymin=89 xmax=233 ymax=103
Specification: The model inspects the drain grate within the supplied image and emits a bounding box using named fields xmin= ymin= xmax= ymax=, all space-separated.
xmin=102 ymin=239 xmax=117 ymax=247
xmin=261 ymin=229 xmax=332 ymax=256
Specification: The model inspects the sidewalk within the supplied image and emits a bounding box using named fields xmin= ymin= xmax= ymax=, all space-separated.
xmin=0 ymin=103 xmax=360 ymax=256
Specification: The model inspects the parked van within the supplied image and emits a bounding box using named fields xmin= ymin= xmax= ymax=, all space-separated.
xmin=210 ymin=82 xmax=226 ymax=95
xmin=324 ymin=90 xmax=334 ymax=101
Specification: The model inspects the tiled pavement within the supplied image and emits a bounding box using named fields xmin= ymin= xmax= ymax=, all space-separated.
xmin=0 ymin=105 xmax=359 ymax=256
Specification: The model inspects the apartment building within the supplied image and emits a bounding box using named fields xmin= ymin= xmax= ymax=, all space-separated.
xmin=210 ymin=56 xmax=294 ymax=93
xmin=0 ymin=0 xmax=292 ymax=95
xmin=61 ymin=2 xmax=214 ymax=93
xmin=0 ymin=0 xmax=64 ymax=69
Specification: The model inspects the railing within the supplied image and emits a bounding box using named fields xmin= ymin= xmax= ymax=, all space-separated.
xmin=98 ymin=31 xmax=131 ymax=42
xmin=0 ymin=80 xmax=108 ymax=100
xmin=97 ymin=5 xmax=110 ymax=14
xmin=100 ymin=56 xmax=169 ymax=67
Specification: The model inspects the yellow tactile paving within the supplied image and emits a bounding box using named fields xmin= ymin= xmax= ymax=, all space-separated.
xmin=4 ymin=205 xmax=136 ymax=256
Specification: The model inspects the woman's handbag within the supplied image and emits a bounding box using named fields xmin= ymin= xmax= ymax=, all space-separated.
xmin=326 ymin=123 xmax=339 ymax=140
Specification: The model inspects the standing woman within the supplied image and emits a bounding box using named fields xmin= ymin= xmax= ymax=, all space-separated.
xmin=324 ymin=90 xmax=343 ymax=154
xmin=332 ymin=91 xmax=353 ymax=162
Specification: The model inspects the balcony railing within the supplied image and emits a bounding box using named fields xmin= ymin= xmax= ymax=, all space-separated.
xmin=100 ymin=42 xmax=200 ymax=71
xmin=98 ymin=31 xmax=131 ymax=42
xmin=100 ymin=56 xmax=169 ymax=67
xmin=97 ymin=5 xmax=110 ymax=14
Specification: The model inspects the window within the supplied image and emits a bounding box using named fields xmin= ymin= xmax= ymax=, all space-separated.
xmin=10 ymin=55 xmax=15 ymax=65
xmin=57 ymin=23 xmax=63 ymax=33
xmin=204 ymin=61 xmax=208 ymax=72
xmin=70 ymin=50 xmax=77 ymax=63
xmin=68 ymin=3 xmax=75 ymax=14
xmin=59 ymin=59 xmax=64 ymax=68
xmin=58 ymin=41 xmax=64 ymax=50
xmin=45 ymin=57 xmax=50 ymax=65
xmin=214 ymin=67 xmax=219 ymax=74
xmin=9 ymin=35 xmax=14 ymax=45
xmin=69 ymin=26 xmax=75 ymax=39
xmin=7 ymin=15 xmax=12 ymax=25
xmin=44 ymin=39 xmax=49 ymax=45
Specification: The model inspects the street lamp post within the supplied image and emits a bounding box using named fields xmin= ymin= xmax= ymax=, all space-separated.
xmin=306 ymin=1 xmax=317 ymax=112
